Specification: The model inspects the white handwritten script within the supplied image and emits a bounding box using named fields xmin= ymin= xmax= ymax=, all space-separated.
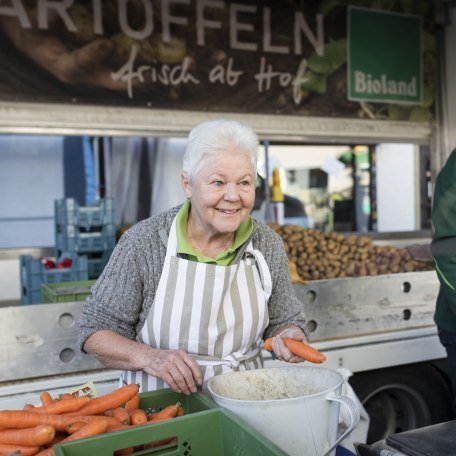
xmin=112 ymin=45 xmax=309 ymax=104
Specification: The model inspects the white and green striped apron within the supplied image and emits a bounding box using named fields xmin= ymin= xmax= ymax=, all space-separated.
xmin=121 ymin=216 xmax=272 ymax=392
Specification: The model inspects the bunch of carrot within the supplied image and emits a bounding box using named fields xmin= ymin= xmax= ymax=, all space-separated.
xmin=0 ymin=384 xmax=184 ymax=456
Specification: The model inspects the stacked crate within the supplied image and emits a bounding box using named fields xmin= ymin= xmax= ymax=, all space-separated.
xmin=54 ymin=198 xmax=116 ymax=280
xmin=20 ymin=253 xmax=88 ymax=305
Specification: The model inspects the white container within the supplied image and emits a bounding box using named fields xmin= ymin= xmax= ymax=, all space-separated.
xmin=208 ymin=366 xmax=360 ymax=456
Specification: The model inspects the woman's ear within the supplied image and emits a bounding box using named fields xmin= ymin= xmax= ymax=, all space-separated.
xmin=181 ymin=172 xmax=191 ymax=199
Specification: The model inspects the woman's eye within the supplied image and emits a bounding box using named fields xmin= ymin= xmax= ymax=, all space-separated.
xmin=240 ymin=181 xmax=251 ymax=186
xmin=213 ymin=180 xmax=223 ymax=186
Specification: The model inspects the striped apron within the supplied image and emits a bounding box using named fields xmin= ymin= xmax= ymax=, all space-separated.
xmin=121 ymin=216 xmax=272 ymax=392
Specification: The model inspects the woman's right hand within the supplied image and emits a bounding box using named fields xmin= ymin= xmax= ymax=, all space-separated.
xmin=143 ymin=348 xmax=202 ymax=395
xmin=271 ymin=325 xmax=307 ymax=363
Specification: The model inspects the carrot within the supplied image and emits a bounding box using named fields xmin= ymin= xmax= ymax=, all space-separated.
xmin=35 ymin=448 xmax=53 ymax=456
xmin=34 ymin=396 xmax=91 ymax=415
xmin=112 ymin=408 xmax=130 ymax=425
xmin=44 ymin=433 xmax=66 ymax=448
xmin=177 ymin=405 xmax=185 ymax=417
xmin=0 ymin=410 xmax=120 ymax=432
xmin=144 ymin=437 xmax=176 ymax=449
xmin=0 ymin=424 xmax=55 ymax=447
xmin=63 ymin=419 xmax=108 ymax=441
xmin=148 ymin=403 xmax=181 ymax=423
xmin=0 ymin=443 xmax=40 ymax=456
xmin=124 ymin=394 xmax=140 ymax=413
xmin=71 ymin=384 xmax=139 ymax=416
xmin=64 ymin=415 xmax=121 ymax=429
xmin=129 ymin=409 xmax=147 ymax=426
xmin=107 ymin=423 xmax=132 ymax=433
xmin=263 ymin=337 xmax=326 ymax=364
xmin=23 ymin=404 xmax=35 ymax=411
xmin=36 ymin=419 xmax=110 ymax=456
xmin=64 ymin=421 xmax=86 ymax=434
xmin=39 ymin=392 xmax=54 ymax=407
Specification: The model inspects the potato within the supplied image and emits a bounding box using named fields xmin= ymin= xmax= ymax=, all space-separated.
xmin=270 ymin=223 xmax=434 ymax=282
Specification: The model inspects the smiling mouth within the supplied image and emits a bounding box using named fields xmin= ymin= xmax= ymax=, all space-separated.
xmin=217 ymin=209 xmax=239 ymax=214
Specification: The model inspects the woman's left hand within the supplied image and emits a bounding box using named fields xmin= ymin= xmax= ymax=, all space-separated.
xmin=271 ymin=325 xmax=307 ymax=363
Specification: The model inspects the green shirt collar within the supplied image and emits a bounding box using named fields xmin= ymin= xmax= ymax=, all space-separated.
xmin=176 ymin=200 xmax=253 ymax=265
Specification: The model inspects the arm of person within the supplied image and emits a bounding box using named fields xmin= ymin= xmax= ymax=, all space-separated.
xmin=259 ymin=227 xmax=309 ymax=363
xmin=84 ymin=330 xmax=202 ymax=394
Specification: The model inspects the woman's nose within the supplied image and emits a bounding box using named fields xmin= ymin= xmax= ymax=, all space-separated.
xmin=223 ymin=183 xmax=240 ymax=201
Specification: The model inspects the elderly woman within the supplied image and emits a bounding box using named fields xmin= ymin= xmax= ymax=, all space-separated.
xmin=78 ymin=119 xmax=308 ymax=395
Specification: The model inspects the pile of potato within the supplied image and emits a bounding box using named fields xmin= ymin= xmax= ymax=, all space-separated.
xmin=270 ymin=224 xmax=434 ymax=281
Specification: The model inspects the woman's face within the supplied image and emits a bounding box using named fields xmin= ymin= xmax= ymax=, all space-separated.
xmin=182 ymin=149 xmax=256 ymax=236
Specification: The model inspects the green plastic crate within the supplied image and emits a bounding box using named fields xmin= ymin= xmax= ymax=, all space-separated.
xmin=53 ymin=408 xmax=287 ymax=456
xmin=41 ymin=280 xmax=96 ymax=303
xmin=138 ymin=388 xmax=217 ymax=414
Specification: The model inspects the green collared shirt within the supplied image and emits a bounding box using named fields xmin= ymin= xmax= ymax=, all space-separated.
xmin=176 ymin=200 xmax=253 ymax=265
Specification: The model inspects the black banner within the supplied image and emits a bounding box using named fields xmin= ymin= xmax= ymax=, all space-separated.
xmin=0 ymin=0 xmax=435 ymax=121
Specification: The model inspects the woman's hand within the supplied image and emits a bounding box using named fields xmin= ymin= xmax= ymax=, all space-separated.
xmin=271 ymin=325 xmax=308 ymax=363
xmin=83 ymin=331 xmax=202 ymax=395
xmin=143 ymin=348 xmax=203 ymax=395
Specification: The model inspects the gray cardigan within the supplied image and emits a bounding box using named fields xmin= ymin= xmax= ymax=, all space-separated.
xmin=77 ymin=206 xmax=308 ymax=351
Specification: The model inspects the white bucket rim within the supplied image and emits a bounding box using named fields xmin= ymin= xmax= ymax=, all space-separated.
xmin=208 ymin=365 xmax=345 ymax=404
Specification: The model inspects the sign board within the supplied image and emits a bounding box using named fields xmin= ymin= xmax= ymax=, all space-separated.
xmin=348 ymin=6 xmax=422 ymax=105
xmin=0 ymin=1 xmax=432 ymax=121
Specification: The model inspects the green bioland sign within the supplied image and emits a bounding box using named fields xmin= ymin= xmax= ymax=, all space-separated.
xmin=348 ymin=6 xmax=422 ymax=105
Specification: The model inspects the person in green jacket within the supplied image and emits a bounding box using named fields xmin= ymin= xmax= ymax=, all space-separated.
xmin=432 ymin=148 xmax=456 ymax=416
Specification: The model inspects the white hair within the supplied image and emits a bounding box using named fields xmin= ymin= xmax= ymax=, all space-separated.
xmin=182 ymin=119 xmax=259 ymax=181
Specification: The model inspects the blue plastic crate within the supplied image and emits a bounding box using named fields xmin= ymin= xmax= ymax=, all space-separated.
xmin=20 ymin=254 xmax=88 ymax=305
xmin=56 ymin=224 xmax=116 ymax=253
xmin=55 ymin=198 xmax=115 ymax=227
xmin=87 ymin=250 xmax=113 ymax=279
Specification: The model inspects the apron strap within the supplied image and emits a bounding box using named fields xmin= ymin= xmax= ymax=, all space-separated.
xmin=245 ymin=244 xmax=273 ymax=301
xmin=194 ymin=346 xmax=262 ymax=372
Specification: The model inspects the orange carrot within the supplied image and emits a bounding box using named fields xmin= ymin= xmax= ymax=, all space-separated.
xmin=129 ymin=409 xmax=147 ymax=426
xmin=148 ymin=403 xmax=181 ymax=423
xmin=39 ymin=392 xmax=53 ymax=407
xmin=34 ymin=396 xmax=90 ymax=415
xmin=64 ymin=421 xmax=86 ymax=435
xmin=71 ymin=384 xmax=139 ymax=416
xmin=177 ymin=405 xmax=185 ymax=417
xmin=35 ymin=448 xmax=53 ymax=456
xmin=112 ymin=408 xmax=130 ymax=425
xmin=0 ymin=410 xmax=119 ymax=432
xmin=0 ymin=424 xmax=55 ymax=447
xmin=64 ymin=415 xmax=121 ymax=429
xmin=43 ymin=433 xmax=66 ymax=448
xmin=107 ymin=423 xmax=132 ymax=433
xmin=263 ymin=337 xmax=326 ymax=364
xmin=124 ymin=394 xmax=140 ymax=413
xmin=0 ymin=443 xmax=40 ymax=455
xmin=36 ymin=420 xmax=110 ymax=456
xmin=144 ymin=437 xmax=176 ymax=449
xmin=60 ymin=419 xmax=108 ymax=442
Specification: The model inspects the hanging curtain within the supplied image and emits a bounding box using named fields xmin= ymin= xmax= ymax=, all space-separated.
xmin=103 ymin=137 xmax=187 ymax=224
xmin=149 ymin=138 xmax=187 ymax=215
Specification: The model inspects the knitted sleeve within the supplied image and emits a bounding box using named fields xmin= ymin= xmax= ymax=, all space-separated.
xmin=251 ymin=222 xmax=309 ymax=340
